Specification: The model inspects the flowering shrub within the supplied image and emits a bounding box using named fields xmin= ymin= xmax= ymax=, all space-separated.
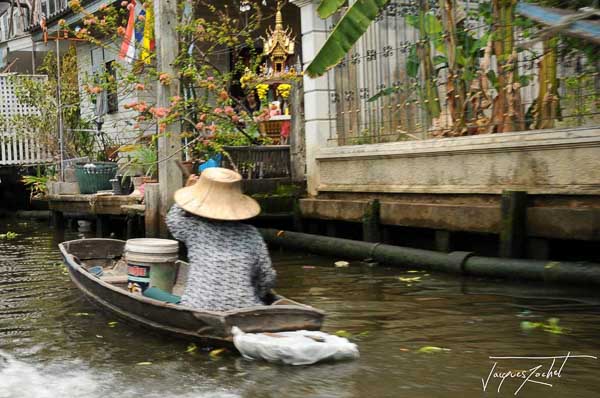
xmin=63 ymin=0 xmax=288 ymax=164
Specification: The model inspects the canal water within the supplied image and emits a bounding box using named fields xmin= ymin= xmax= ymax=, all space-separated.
xmin=1 ymin=218 xmax=599 ymax=398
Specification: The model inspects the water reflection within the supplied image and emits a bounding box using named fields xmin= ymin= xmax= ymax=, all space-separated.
xmin=1 ymin=218 xmax=600 ymax=397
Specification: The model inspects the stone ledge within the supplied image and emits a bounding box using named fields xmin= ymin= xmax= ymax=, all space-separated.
xmin=317 ymin=127 xmax=600 ymax=160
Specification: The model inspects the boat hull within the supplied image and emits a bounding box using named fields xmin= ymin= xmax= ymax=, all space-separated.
xmin=59 ymin=238 xmax=325 ymax=346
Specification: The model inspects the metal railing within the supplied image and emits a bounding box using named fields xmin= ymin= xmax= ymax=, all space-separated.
xmin=222 ymin=145 xmax=291 ymax=179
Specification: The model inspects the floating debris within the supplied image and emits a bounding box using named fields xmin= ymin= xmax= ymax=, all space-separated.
xmin=417 ymin=346 xmax=451 ymax=354
xmin=334 ymin=261 xmax=350 ymax=268
xmin=108 ymin=321 xmax=118 ymax=328
xmin=335 ymin=330 xmax=352 ymax=338
xmin=209 ymin=348 xmax=227 ymax=358
xmin=398 ymin=276 xmax=421 ymax=283
xmin=520 ymin=317 xmax=567 ymax=335
xmin=302 ymin=266 xmax=316 ymax=269
xmin=0 ymin=232 xmax=19 ymax=240
xmin=136 ymin=362 xmax=153 ymax=366
xmin=186 ymin=343 xmax=198 ymax=353
xmin=73 ymin=312 xmax=91 ymax=317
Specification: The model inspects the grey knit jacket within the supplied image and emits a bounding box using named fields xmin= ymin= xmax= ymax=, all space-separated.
xmin=166 ymin=205 xmax=276 ymax=311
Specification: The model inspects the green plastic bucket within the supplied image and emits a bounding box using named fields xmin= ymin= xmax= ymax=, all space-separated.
xmin=74 ymin=162 xmax=118 ymax=194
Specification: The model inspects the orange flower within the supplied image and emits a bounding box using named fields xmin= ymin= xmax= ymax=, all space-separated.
xmin=135 ymin=83 xmax=145 ymax=91
xmin=117 ymin=26 xmax=126 ymax=36
xmin=159 ymin=73 xmax=172 ymax=86
xmin=218 ymin=90 xmax=229 ymax=102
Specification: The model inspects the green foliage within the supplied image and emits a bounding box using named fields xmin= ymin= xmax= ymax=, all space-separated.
xmin=306 ymin=0 xmax=390 ymax=77
xmin=0 ymin=232 xmax=19 ymax=240
xmin=317 ymin=0 xmax=347 ymax=18
xmin=9 ymin=46 xmax=94 ymax=159
xmin=119 ymin=143 xmax=158 ymax=178
xmin=520 ymin=317 xmax=567 ymax=335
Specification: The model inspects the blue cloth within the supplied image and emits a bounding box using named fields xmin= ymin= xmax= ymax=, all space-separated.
xmin=199 ymin=154 xmax=222 ymax=172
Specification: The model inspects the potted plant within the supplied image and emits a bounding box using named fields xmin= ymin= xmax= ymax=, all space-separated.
xmin=117 ymin=142 xmax=158 ymax=194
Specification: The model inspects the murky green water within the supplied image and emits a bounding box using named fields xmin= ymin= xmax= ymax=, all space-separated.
xmin=1 ymin=218 xmax=600 ymax=397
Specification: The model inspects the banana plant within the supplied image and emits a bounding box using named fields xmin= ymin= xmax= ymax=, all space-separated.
xmin=490 ymin=0 xmax=525 ymax=133
xmin=306 ymin=0 xmax=390 ymax=78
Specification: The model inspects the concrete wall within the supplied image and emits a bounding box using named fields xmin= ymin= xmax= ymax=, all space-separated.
xmin=315 ymin=127 xmax=600 ymax=196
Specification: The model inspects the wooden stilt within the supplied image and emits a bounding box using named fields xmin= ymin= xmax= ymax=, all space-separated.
xmin=435 ymin=230 xmax=452 ymax=252
xmin=362 ymin=199 xmax=381 ymax=242
xmin=499 ymin=190 xmax=527 ymax=258
xmin=145 ymin=183 xmax=160 ymax=238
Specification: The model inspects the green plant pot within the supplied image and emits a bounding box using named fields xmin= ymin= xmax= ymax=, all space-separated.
xmin=75 ymin=162 xmax=118 ymax=194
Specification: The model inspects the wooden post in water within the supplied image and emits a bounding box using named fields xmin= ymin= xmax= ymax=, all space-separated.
xmin=290 ymin=81 xmax=305 ymax=182
xmin=499 ymin=190 xmax=527 ymax=258
xmin=435 ymin=230 xmax=453 ymax=252
xmin=155 ymin=0 xmax=182 ymax=237
xmin=145 ymin=183 xmax=160 ymax=238
xmin=96 ymin=215 xmax=110 ymax=238
xmin=51 ymin=210 xmax=65 ymax=230
xmin=362 ymin=200 xmax=381 ymax=242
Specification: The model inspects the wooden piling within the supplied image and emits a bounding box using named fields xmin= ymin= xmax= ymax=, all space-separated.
xmin=435 ymin=230 xmax=452 ymax=252
xmin=96 ymin=215 xmax=110 ymax=238
xmin=51 ymin=210 xmax=64 ymax=230
xmin=362 ymin=200 xmax=381 ymax=242
xmin=292 ymin=199 xmax=304 ymax=232
xmin=145 ymin=183 xmax=160 ymax=238
xmin=155 ymin=0 xmax=182 ymax=237
xmin=499 ymin=190 xmax=527 ymax=258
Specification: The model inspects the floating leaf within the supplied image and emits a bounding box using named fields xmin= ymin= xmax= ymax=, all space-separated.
xmin=417 ymin=346 xmax=450 ymax=354
xmin=136 ymin=362 xmax=152 ymax=366
xmin=95 ymin=335 xmax=103 ymax=339
xmin=186 ymin=343 xmax=198 ymax=353
xmin=398 ymin=277 xmax=421 ymax=283
xmin=520 ymin=321 xmax=541 ymax=331
xmin=108 ymin=321 xmax=118 ymax=328
xmin=544 ymin=262 xmax=560 ymax=270
xmin=73 ymin=312 xmax=91 ymax=317
xmin=209 ymin=348 xmax=227 ymax=358
xmin=407 ymin=270 xmax=420 ymax=274
xmin=335 ymin=330 xmax=352 ymax=338
xmin=521 ymin=318 xmax=567 ymax=335
xmin=399 ymin=348 xmax=411 ymax=352
xmin=334 ymin=261 xmax=350 ymax=268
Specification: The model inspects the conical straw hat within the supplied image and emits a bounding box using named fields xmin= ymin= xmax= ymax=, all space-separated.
xmin=173 ymin=167 xmax=260 ymax=221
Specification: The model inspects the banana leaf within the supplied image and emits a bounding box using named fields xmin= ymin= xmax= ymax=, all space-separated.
xmin=317 ymin=0 xmax=347 ymax=18
xmin=306 ymin=0 xmax=390 ymax=78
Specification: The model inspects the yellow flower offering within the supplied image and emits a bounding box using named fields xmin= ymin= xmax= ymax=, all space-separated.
xmin=277 ymin=83 xmax=291 ymax=99
xmin=256 ymin=84 xmax=270 ymax=100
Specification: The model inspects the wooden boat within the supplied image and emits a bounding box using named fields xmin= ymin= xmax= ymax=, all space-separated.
xmin=59 ymin=238 xmax=325 ymax=346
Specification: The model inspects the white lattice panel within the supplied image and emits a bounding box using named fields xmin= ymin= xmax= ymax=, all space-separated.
xmin=0 ymin=74 xmax=52 ymax=166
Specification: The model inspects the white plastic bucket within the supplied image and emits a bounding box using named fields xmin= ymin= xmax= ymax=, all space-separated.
xmin=125 ymin=239 xmax=179 ymax=293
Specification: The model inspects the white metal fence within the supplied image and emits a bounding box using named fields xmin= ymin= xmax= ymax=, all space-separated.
xmin=0 ymin=74 xmax=53 ymax=166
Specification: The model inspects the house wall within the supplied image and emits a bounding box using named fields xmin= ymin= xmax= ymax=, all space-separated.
xmin=76 ymin=40 xmax=156 ymax=146
xmin=292 ymin=0 xmax=600 ymax=246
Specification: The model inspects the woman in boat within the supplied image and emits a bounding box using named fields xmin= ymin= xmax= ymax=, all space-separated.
xmin=165 ymin=167 xmax=276 ymax=311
